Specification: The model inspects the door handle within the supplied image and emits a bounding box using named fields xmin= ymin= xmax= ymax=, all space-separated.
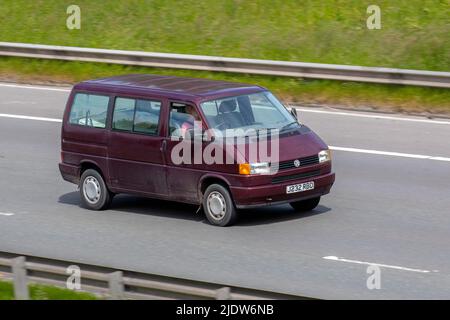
xmin=160 ymin=140 xmax=167 ymax=152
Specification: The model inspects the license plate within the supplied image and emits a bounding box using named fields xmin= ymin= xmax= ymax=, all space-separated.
xmin=286 ymin=181 xmax=315 ymax=194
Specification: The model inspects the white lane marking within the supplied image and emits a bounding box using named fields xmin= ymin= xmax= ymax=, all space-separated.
xmin=0 ymin=212 xmax=15 ymax=216
xmin=0 ymin=113 xmax=62 ymax=123
xmin=0 ymin=82 xmax=70 ymax=92
xmin=0 ymin=83 xmax=448 ymax=125
xmin=330 ymin=146 xmax=450 ymax=162
xmin=0 ymin=112 xmax=450 ymax=162
xmin=295 ymin=107 xmax=450 ymax=125
xmin=323 ymin=256 xmax=437 ymax=273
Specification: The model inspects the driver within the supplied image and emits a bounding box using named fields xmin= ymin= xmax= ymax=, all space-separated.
xmin=180 ymin=105 xmax=201 ymax=136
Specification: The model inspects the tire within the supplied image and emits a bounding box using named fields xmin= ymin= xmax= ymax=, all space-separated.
xmin=290 ymin=196 xmax=320 ymax=212
xmin=80 ymin=169 xmax=112 ymax=210
xmin=203 ymin=184 xmax=237 ymax=227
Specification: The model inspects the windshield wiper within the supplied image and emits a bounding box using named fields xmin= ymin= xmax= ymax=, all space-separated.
xmin=251 ymin=122 xmax=299 ymax=135
xmin=280 ymin=121 xmax=299 ymax=132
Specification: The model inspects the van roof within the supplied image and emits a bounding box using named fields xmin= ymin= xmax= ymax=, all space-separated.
xmin=75 ymin=74 xmax=266 ymax=101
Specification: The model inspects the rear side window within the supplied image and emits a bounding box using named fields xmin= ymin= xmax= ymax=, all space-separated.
xmin=69 ymin=93 xmax=109 ymax=128
xmin=112 ymin=97 xmax=161 ymax=135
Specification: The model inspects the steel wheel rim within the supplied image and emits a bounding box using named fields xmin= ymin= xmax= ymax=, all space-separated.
xmin=83 ymin=176 xmax=101 ymax=204
xmin=207 ymin=191 xmax=227 ymax=221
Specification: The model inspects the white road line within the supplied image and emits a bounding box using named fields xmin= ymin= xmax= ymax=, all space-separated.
xmin=0 ymin=212 xmax=15 ymax=216
xmin=323 ymin=256 xmax=437 ymax=273
xmin=0 ymin=82 xmax=70 ymax=92
xmin=0 ymin=83 xmax=449 ymax=125
xmin=0 ymin=113 xmax=62 ymax=123
xmin=330 ymin=146 xmax=450 ymax=162
xmin=0 ymin=112 xmax=449 ymax=162
xmin=295 ymin=107 xmax=450 ymax=125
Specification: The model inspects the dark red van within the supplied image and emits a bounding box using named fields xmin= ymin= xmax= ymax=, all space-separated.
xmin=59 ymin=74 xmax=335 ymax=226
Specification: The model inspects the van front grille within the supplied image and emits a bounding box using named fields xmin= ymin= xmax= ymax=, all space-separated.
xmin=275 ymin=155 xmax=319 ymax=171
xmin=271 ymin=170 xmax=321 ymax=184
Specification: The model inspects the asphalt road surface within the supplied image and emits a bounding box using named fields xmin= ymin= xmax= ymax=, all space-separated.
xmin=0 ymin=82 xmax=449 ymax=299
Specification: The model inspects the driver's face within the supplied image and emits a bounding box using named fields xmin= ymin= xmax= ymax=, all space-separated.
xmin=186 ymin=106 xmax=200 ymax=120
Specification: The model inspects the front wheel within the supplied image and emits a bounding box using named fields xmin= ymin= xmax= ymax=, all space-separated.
xmin=80 ymin=169 xmax=112 ymax=210
xmin=203 ymin=184 xmax=237 ymax=227
xmin=290 ymin=196 xmax=320 ymax=212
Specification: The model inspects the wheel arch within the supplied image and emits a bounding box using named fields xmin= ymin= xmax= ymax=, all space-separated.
xmin=197 ymin=174 xmax=232 ymax=202
xmin=79 ymin=160 xmax=108 ymax=186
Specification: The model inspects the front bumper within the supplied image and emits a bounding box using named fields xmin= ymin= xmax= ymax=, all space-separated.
xmin=230 ymin=172 xmax=335 ymax=209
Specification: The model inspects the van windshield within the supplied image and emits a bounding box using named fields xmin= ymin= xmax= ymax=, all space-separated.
xmin=199 ymin=91 xmax=299 ymax=134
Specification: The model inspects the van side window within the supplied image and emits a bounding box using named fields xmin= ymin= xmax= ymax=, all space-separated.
xmin=134 ymin=100 xmax=161 ymax=135
xmin=112 ymin=97 xmax=161 ymax=135
xmin=69 ymin=93 xmax=109 ymax=128
xmin=169 ymin=103 xmax=201 ymax=138
xmin=113 ymin=98 xmax=135 ymax=131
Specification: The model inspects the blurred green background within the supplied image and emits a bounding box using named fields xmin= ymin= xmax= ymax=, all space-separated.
xmin=0 ymin=0 xmax=449 ymax=112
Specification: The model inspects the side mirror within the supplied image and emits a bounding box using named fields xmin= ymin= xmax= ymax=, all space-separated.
xmin=290 ymin=107 xmax=298 ymax=120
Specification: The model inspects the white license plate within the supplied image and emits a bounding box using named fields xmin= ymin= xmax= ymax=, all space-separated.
xmin=286 ymin=181 xmax=315 ymax=194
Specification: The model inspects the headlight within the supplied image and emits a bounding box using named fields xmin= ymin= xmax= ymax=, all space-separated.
xmin=239 ymin=162 xmax=271 ymax=175
xmin=318 ymin=149 xmax=331 ymax=163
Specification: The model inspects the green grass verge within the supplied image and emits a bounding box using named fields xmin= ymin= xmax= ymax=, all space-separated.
xmin=1 ymin=57 xmax=449 ymax=114
xmin=0 ymin=1 xmax=449 ymax=113
xmin=0 ymin=0 xmax=448 ymax=71
xmin=0 ymin=280 xmax=97 ymax=300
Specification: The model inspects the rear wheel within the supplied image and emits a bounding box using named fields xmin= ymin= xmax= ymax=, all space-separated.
xmin=80 ymin=169 xmax=112 ymax=210
xmin=203 ymin=184 xmax=237 ymax=227
xmin=290 ymin=196 xmax=320 ymax=212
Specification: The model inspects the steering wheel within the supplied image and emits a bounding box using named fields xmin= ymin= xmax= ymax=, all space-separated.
xmin=215 ymin=121 xmax=229 ymax=130
xmin=170 ymin=120 xmax=182 ymax=137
